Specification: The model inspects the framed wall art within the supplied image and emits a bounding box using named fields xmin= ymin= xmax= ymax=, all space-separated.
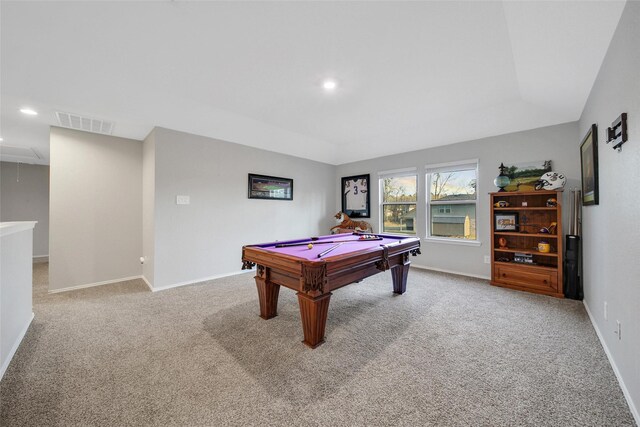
xmin=341 ymin=174 xmax=370 ymax=217
xmin=580 ymin=124 xmax=599 ymax=206
xmin=494 ymin=213 xmax=519 ymax=232
xmin=248 ymin=174 xmax=293 ymax=201
xmin=501 ymin=160 xmax=552 ymax=192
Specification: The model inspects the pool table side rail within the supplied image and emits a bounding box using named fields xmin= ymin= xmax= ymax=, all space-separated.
xmin=241 ymin=247 xmax=303 ymax=276
xmin=242 ymin=236 xmax=420 ymax=294
xmin=322 ymin=238 xmax=420 ymax=291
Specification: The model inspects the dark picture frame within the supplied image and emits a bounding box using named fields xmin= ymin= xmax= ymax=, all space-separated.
xmin=580 ymin=124 xmax=599 ymax=206
xmin=494 ymin=213 xmax=519 ymax=232
xmin=248 ymin=174 xmax=293 ymax=201
xmin=341 ymin=174 xmax=370 ymax=218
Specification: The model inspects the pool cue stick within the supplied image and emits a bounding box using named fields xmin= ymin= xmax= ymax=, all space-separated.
xmin=275 ymin=237 xmax=382 ymax=248
xmin=317 ymin=243 xmax=344 ymax=258
xmin=276 ymin=240 xmax=345 ymax=248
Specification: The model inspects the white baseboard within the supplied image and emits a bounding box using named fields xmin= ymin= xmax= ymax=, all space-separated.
xmin=151 ymin=269 xmax=255 ymax=292
xmin=48 ymin=269 xmax=256 ymax=294
xmin=0 ymin=312 xmax=34 ymax=381
xmin=33 ymin=255 xmax=49 ymax=263
xmin=48 ymin=275 xmax=143 ymax=294
xmin=411 ymin=263 xmax=491 ymax=281
xmin=141 ymin=275 xmax=153 ymax=292
xmin=583 ymin=301 xmax=639 ymax=425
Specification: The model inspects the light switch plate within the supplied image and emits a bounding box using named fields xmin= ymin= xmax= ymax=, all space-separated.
xmin=176 ymin=195 xmax=190 ymax=205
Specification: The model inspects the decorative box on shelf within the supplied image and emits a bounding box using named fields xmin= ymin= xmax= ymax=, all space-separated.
xmin=490 ymin=190 xmax=564 ymax=298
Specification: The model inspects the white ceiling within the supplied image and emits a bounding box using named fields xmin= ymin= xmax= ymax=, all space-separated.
xmin=0 ymin=1 xmax=626 ymax=165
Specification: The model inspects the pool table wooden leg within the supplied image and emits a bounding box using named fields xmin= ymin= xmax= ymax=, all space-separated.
xmin=391 ymin=258 xmax=410 ymax=294
xmin=255 ymin=275 xmax=280 ymax=320
xmin=297 ymin=292 xmax=332 ymax=348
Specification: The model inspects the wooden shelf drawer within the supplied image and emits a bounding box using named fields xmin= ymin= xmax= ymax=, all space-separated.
xmin=494 ymin=264 xmax=558 ymax=292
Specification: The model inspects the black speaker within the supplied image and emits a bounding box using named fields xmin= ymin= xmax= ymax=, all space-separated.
xmin=564 ymin=235 xmax=582 ymax=300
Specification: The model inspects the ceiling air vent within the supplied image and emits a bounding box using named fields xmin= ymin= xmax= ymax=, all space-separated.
xmin=56 ymin=111 xmax=114 ymax=135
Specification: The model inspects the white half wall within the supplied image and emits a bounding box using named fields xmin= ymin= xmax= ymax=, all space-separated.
xmin=49 ymin=127 xmax=143 ymax=292
xmin=0 ymin=162 xmax=50 ymax=257
xmin=0 ymin=222 xmax=36 ymax=380
xmin=336 ymin=122 xmax=580 ymax=279
xmin=578 ymin=1 xmax=640 ymax=421
xmin=150 ymin=127 xmax=335 ymax=290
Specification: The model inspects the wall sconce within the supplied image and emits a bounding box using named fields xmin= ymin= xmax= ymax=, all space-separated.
xmin=606 ymin=113 xmax=628 ymax=151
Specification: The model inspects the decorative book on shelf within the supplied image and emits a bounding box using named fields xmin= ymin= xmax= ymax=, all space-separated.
xmin=490 ymin=190 xmax=564 ymax=298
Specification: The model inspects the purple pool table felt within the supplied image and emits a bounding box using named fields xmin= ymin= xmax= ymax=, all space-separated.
xmin=252 ymin=233 xmax=407 ymax=261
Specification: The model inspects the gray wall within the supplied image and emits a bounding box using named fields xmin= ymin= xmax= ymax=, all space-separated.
xmin=578 ymin=0 xmax=640 ymax=419
xmin=49 ymin=127 xmax=143 ymax=291
xmin=0 ymin=162 xmax=49 ymax=257
xmin=336 ymin=122 xmax=580 ymax=278
xmin=142 ymin=129 xmax=156 ymax=287
xmin=147 ymin=127 xmax=336 ymax=290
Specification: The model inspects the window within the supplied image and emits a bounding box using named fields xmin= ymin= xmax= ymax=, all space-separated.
xmin=426 ymin=160 xmax=478 ymax=242
xmin=379 ymin=169 xmax=417 ymax=235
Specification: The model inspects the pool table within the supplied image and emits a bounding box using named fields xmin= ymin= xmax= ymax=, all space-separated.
xmin=241 ymin=232 xmax=421 ymax=348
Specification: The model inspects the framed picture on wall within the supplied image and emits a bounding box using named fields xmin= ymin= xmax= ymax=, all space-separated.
xmin=580 ymin=124 xmax=599 ymax=206
xmin=248 ymin=174 xmax=293 ymax=200
xmin=341 ymin=174 xmax=370 ymax=218
xmin=501 ymin=160 xmax=552 ymax=192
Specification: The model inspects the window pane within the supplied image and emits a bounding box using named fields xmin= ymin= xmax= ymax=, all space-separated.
xmin=383 ymin=204 xmax=416 ymax=234
xmin=430 ymin=169 xmax=476 ymax=201
xmin=430 ymin=203 xmax=476 ymax=239
xmin=382 ymin=176 xmax=417 ymax=203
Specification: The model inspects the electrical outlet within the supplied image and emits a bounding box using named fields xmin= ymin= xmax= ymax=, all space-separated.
xmin=176 ymin=195 xmax=190 ymax=205
xmin=616 ymin=321 xmax=621 ymax=340
xmin=604 ymin=301 xmax=608 ymax=321
xmin=484 ymin=256 xmax=491 ymax=264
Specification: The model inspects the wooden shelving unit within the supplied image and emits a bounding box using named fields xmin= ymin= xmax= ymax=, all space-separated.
xmin=494 ymin=248 xmax=558 ymax=257
xmin=490 ymin=190 xmax=564 ymax=298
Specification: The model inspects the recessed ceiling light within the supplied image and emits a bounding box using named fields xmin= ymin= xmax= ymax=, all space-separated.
xmin=0 ymin=137 xmax=3 ymax=142
xmin=322 ymin=79 xmax=337 ymax=91
xmin=20 ymin=108 xmax=38 ymax=116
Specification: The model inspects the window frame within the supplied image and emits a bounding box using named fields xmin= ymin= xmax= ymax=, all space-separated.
xmin=378 ymin=167 xmax=418 ymax=236
xmin=425 ymin=160 xmax=481 ymax=246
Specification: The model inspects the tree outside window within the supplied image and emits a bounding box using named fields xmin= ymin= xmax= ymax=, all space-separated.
xmin=381 ymin=175 xmax=417 ymax=235
xmin=427 ymin=164 xmax=478 ymax=241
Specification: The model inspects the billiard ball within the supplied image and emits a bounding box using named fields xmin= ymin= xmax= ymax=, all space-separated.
xmin=307 ymin=243 xmax=313 ymax=249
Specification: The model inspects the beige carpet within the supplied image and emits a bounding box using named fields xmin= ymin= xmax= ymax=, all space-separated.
xmin=0 ymin=263 xmax=635 ymax=426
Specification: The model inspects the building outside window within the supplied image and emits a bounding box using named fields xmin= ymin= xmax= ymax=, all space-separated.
xmin=426 ymin=160 xmax=478 ymax=242
xmin=379 ymin=169 xmax=417 ymax=235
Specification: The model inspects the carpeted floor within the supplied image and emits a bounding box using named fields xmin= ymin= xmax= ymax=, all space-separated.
xmin=0 ymin=263 xmax=635 ymax=426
